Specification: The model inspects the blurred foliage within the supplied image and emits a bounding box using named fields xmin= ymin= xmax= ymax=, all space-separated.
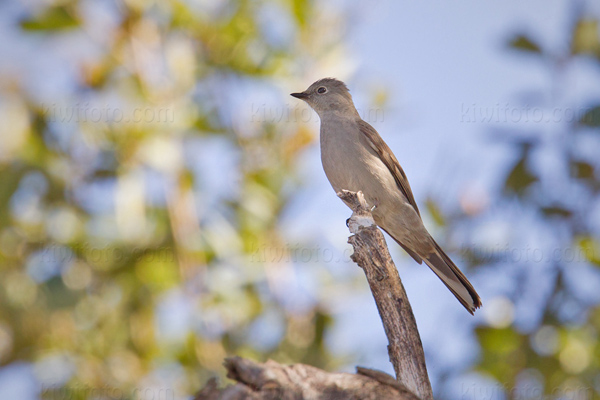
xmin=0 ymin=0 xmax=348 ymax=398
xmin=4 ymin=0 xmax=600 ymax=399
xmin=508 ymin=35 xmax=542 ymax=54
xmin=435 ymin=10 xmax=600 ymax=400
xmin=20 ymin=6 xmax=79 ymax=32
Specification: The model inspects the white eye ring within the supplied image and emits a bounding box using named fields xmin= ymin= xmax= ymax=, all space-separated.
xmin=317 ymin=87 xmax=327 ymax=94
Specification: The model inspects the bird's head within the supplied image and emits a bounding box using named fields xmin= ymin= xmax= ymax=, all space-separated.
xmin=291 ymin=78 xmax=356 ymax=116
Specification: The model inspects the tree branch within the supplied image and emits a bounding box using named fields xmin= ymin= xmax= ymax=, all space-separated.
xmin=194 ymin=357 xmax=419 ymax=400
xmin=195 ymin=190 xmax=433 ymax=400
xmin=337 ymin=190 xmax=433 ymax=400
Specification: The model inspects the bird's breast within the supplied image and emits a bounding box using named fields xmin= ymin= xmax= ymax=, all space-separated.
xmin=319 ymin=118 xmax=398 ymax=208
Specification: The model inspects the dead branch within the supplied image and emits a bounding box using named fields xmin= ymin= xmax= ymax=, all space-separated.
xmin=195 ymin=190 xmax=433 ymax=400
xmin=194 ymin=357 xmax=419 ymax=400
xmin=337 ymin=190 xmax=433 ymax=400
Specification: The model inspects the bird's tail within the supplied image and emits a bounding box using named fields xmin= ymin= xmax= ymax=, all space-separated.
xmin=421 ymin=240 xmax=482 ymax=314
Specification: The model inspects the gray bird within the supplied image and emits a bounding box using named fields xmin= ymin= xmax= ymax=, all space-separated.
xmin=291 ymin=78 xmax=481 ymax=314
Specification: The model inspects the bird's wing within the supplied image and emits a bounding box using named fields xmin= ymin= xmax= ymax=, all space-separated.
xmin=357 ymin=119 xmax=421 ymax=217
xmin=380 ymin=226 xmax=423 ymax=264
xmin=357 ymin=120 xmax=482 ymax=314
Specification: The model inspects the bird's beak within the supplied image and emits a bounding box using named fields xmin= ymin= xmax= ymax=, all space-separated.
xmin=290 ymin=92 xmax=309 ymax=99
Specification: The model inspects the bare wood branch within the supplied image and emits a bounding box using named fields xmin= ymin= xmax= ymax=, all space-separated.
xmin=195 ymin=357 xmax=420 ymax=400
xmin=195 ymin=190 xmax=434 ymax=400
xmin=337 ymin=190 xmax=434 ymax=400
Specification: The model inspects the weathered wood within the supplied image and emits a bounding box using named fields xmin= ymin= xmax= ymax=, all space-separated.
xmin=194 ymin=357 xmax=419 ymax=400
xmin=337 ymin=190 xmax=433 ymax=400
xmin=195 ymin=190 xmax=433 ymax=400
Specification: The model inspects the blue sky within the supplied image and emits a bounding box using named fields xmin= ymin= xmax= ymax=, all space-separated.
xmin=2 ymin=0 xmax=600 ymax=398
xmin=278 ymin=0 xmax=600 ymax=394
xmin=183 ymin=0 xmax=600 ymax=395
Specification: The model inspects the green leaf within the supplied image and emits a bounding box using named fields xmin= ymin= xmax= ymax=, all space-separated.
xmin=292 ymin=0 xmax=309 ymax=27
xmin=508 ymin=34 xmax=542 ymax=53
xmin=425 ymin=198 xmax=446 ymax=226
xmin=579 ymin=106 xmax=600 ymax=128
xmin=44 ymin=276 xmax=80 ymax=309
xmin=571 ymin=161 xmax=595 ymax=179
xmin=571 ymin=19 xmax=600 ymax=56
xmin=504 ymin=148 xmax=538 ymax=196
xmin=577 ymin=236 xmax=600 ymax=266
xmin=476 ymin=326 xmax=526 ymax=386
xmin=541 ymin=206 xmax=572 ymax=218
xmin=20 ymin=7 xmax=78 ymax=32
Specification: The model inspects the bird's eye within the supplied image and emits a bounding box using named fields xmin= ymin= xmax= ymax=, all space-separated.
xmin=317 ymin=87 xmax=327 ymax=94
